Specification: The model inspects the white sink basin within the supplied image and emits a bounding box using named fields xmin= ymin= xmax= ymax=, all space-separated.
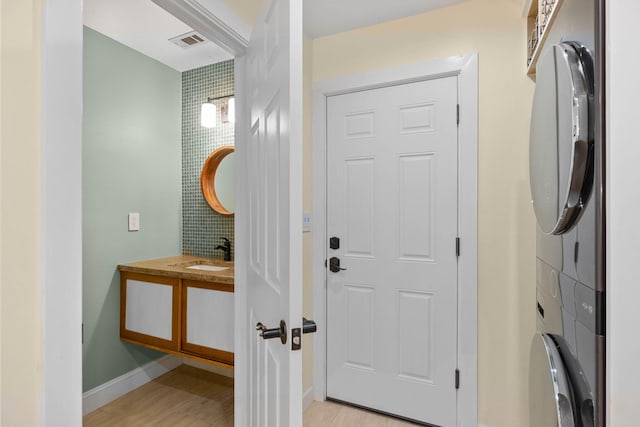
xmin=185 ymin=265 xmax=229 ymax=272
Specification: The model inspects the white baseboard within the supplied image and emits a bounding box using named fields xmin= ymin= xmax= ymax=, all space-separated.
xmin=478 ymin=424 xmax=495 ymax=427
xmin=82 ymin=354 xmax=183 ymax=415
xmin=303 ymin=386 xmax=315 ymax=411
xmin=182 ymin=358 xmax=234 ymax=378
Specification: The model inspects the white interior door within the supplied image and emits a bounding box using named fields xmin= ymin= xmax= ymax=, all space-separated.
xmin=326 ymin=77 xmax=459 ymax=426
xmin=243 ymin=0 xmax=303 ymax=426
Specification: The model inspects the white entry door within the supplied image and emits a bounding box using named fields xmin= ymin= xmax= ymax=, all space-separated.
xmin=243 ymin=0 xmax=303 ymax=425
xmin=326 ymin=77 xmax=459 ymax=426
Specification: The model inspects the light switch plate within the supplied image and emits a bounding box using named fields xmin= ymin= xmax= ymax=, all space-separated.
xmin=128 ymin=212 xmax=140 ymax=231
xmin=303 ymin=212 xmax=311 ymax=233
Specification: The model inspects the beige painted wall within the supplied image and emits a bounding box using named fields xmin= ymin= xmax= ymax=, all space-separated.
xmin=310 ymin=0 xmax=536 ymax=425
xmin=220 ymin=0 xmax=263 ymax=27
xmin=0 ymin=0 xmax=43 ymax=425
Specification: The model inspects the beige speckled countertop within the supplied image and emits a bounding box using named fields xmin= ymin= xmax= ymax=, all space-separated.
xmin=117 ymin=255 xmax=234 ymax=284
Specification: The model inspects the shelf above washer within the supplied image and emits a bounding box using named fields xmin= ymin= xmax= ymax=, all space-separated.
xmin=526 ymin=0 xmax=565 ymax=80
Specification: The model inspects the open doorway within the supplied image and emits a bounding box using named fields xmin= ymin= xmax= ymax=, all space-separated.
xmin=82 ymin=0 xmax=311 ymax=424
xmin=81 ymin=0 xmax=241 ymax=421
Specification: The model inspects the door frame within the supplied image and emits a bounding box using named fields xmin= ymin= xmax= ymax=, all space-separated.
xmin=39 ymin=0 xmax=250 ymax=423
xmin=41 ymin=0 xmax=83 ymax=423
xmin=311 ymin=54 xmax=478 ymax=426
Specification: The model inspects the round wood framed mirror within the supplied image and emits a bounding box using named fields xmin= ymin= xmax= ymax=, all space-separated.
xmin=200 ymin=146 xmax=235 ymax=216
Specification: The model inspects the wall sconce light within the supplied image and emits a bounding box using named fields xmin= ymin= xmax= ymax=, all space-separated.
xmin=227 ymin=97 xmax=235 ymax=124
xmin=201 ymin=102 xmax=217 ymax=128
xmin=201 ymin=95 xmax=235 ymax=128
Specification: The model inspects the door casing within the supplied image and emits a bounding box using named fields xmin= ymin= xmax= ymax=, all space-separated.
xmin=41 ymin=0 xmax=252 ymax=422
xmin=311 ymin=54 xmax=479 ymax=426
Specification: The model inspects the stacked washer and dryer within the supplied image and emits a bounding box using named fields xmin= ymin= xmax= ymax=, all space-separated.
xmin=528 ymin=0 xmax=605 ymax=426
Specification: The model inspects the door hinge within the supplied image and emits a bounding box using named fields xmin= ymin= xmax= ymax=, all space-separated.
xmin=456 ymin=104 xmax=460 ymax=125
xmin=455 ymin=369 xmax=460 ymax=389
xmin=455 ymin=237 xmax=460 ymax=257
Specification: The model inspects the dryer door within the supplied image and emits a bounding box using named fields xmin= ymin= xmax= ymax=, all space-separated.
xmin=530 ymin=42 xmax=593 ymax=235
xmin=530 ymin=333 xmax=576 ymax=427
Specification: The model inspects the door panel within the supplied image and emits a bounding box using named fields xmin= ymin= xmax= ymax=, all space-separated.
xmin=398 ymin=153 xmax=434 ymax=260
xmin=345 ymin=284 xmax=375 ymax=369
xmin=345 ymin=158 xmax=375 ymax=257
xmin=244 ymin=0 xmax=303 ymax=425
xmin=326 ymin=77 xmax=458 ymax=426
xmin=397 ymin=290 xmax=434 ymax=382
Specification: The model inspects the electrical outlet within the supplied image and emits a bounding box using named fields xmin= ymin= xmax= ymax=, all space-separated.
xmin=128 ymin=212 xmax=140 ymax=231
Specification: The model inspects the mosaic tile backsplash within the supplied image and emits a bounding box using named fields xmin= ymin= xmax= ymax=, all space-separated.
xmin=182 ymin=59 xmax=235 ymax=259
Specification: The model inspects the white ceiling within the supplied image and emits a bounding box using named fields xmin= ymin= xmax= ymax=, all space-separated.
xmin=84 ymin=0 xmax=232 ymax=72
xmin=303 ymin=0 xmax=466 ymax=38
xmin=85 ymin=0 xmax=525 ymax=72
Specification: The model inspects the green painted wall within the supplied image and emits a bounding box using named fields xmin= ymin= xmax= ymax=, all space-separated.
xmin=82 ymin=27 xmax=182 ymax=392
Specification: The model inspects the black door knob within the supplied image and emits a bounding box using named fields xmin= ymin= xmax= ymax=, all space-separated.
xmin=329 ymin=257 xmax=347 ymax=273
xmin=255 ymin=320 xmax=287 ymax=344
xmin=302 ymin=317 xmax=317 ymax=334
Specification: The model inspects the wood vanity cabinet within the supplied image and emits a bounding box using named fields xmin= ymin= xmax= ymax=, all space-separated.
xmin=120 ymin=271 xmax=234 ymax=368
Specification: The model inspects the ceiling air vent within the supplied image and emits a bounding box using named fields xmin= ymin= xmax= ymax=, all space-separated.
xmin=169 ymin=31 xmax=207 ymax=49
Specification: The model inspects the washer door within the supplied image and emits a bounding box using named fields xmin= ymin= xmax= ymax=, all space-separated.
xmin=530 ymin=333 xmax=576 ymax=427
xmin=530 ymin=42 xmax=593 ymax=235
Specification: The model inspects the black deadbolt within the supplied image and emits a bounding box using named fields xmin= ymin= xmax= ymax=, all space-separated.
xmin=329 ymin=237 xmax=340 ymax=250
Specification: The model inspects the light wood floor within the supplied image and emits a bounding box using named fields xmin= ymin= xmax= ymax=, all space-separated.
xmin=84 ymin=365 xmax=233 ymax=426
xmin=84 ymin=365 xmax=419 ymax=426
xmin=304 ymin=400 xmax=419 ymax=426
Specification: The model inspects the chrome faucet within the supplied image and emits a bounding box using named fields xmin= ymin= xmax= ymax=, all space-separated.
xmin=215 ymin=237 xmax=232 ymax=261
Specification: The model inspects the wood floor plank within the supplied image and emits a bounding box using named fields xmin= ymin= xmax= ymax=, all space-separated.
xmin=84 ymin=365 xmax=417 ymax=426
xmin=385 ymin=419 xmax=421 ymax=427
xmin=329 ymin=405 xmax=389 ymax=427
xmin=84 ymin=365 xmax=233 ymax=427
xmin=303 ymin=400 xmax=342 ymax=426
xmin=302 ymin=400 xmax=421 ymax=427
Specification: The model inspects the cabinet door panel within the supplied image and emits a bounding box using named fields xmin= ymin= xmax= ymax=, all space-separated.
xmin=120 ymin=272 xmax=180 ymax=351
xmin=181 ymin=280 xmax=234 ymax=364
xmin=186 ymin=287 xmax=234 ymax=351
xmin=126 ymin=280 xmax=173 ymax=340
